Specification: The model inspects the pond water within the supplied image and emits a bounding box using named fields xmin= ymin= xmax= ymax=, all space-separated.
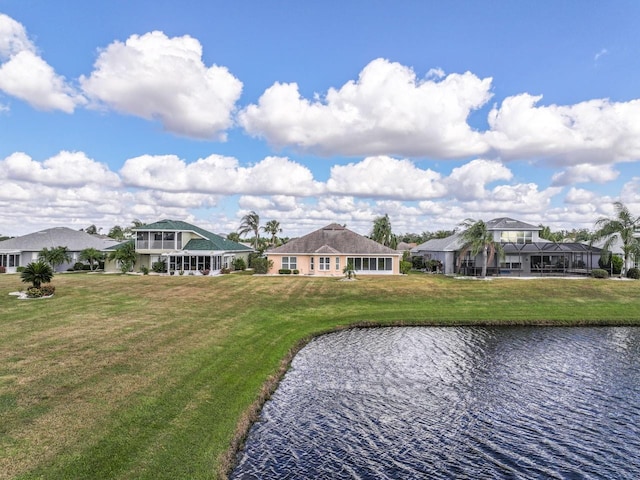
xmin=231 ymin=327 xmax=640 ymax=479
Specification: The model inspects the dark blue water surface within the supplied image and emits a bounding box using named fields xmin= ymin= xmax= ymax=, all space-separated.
xmin=232 ymin=327 xmax=640 ymax=479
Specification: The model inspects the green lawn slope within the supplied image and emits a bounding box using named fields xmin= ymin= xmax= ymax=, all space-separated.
xmin=1 ymin=273 xmax=639 ymax=479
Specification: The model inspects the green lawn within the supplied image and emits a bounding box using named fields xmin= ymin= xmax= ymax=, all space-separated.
xmin=1 ymin=273 xmax=639 ymax=479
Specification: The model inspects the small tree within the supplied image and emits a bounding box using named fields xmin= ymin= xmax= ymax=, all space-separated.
xmin=108 ymin=241 xmax=137 ymax=273
xmin=21 ymin=260 xmax=54 ymax=288
xmin=79 ymin=248 xmax=105 ymax=271
xmin=343 ymin=261 xmax=356 ymax=279
xmin=251 ymin=257 xmax=273 ymax=274
xmin=39 ymin=246 xmax=72 ymax=271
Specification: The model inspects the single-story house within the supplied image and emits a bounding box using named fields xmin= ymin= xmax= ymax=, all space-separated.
xmin=0 ymin=227 xmax=120 ymax=273
xmin=266 ymin=223 xmax=402 ymax=275
xmin=105 ymin=219 xmax=253 ymax=275
xmin=411 ymin=217 xmax=602 ymax=276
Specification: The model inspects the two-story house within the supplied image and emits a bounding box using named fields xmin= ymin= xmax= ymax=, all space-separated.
xmin=411 ymin=217 xmax=601 ymax=276
xmin=106 ymin=219 xmax=252 ymax=274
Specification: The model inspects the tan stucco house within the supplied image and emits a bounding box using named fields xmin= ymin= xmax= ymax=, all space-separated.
xmin=266 ymin=223 xmax=401 ymax=276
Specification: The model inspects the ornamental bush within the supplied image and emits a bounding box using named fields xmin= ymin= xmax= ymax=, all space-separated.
xmin=251 ymin=257 xmax=273 ymax=274
xmin=0 ymin=266 xmax=6 ymax=273
xmin=26 ymin=287 xmax=44 ymax=298
xmin=591 ymin=269 xmax=609 ymax=279
xmin=232 ymin=258 xmax=246 ymax=271
xmin=40 ymin=285 xmax=56 ymax=296
xmin=73 ymin=262 xmax=86 ymax=271
xmin=626 ymin=267 xmax=640 ymax=279
xmin=400 ymin=261 xmax=412 ymax=275
xmin=278 ymin=269 xmax=291 ymax=274
xmin=293 ymin=269 xmax=299 ymax=274
xmin=151 ymin=260 xmax=167 ymax=273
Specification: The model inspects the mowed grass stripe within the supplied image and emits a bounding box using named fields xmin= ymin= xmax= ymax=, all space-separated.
xmin=1 ymin=273 xmax=639 ymax=479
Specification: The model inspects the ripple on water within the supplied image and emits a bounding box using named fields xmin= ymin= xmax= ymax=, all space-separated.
xmin=232 ymin=327 xmax=640 ymax=479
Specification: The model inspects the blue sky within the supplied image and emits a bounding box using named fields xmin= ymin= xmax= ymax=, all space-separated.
xmin=1 ymin=1 xmax=640 ymax=237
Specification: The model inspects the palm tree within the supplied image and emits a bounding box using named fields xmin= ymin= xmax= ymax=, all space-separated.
xmin=263 ymin=220 xmax=282 ymax=246
xmin=238 ymin=211 xmax=261 ymax=249
xmin=108 ymin=241 xmax=137 ymax=273
xmin=457 ymin=219 xmax=504 ymax=278
xmin=21 ymin=260 xmax=54 ymax=288
xmin=371 ymin=214 xmax=397 ymax=248
xmin=343 ymin=260 xmax=356 ymax=280
xmin=79 ymin=248 xmax=105 ymax=271
xmin=39 ymin=246 xmax=72 ymax=271
xmin=592 ymin=202 xmax=640 ymax=277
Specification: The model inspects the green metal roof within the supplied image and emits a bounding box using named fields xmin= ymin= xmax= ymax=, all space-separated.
xmin=134 ymin=219 xmax=252 ymax=252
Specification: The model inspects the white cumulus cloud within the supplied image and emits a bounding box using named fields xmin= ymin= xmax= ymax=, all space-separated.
xmin=120 ymin=154 xmax=322 ymax=196
xmin=0 ymin=151 xmax=120 ymax=187
xmin=326 ymin=156 xmax=445 ymax=199
xmin=81 ymin=31 xmax=242 ymax=139
xmin=0 ymin=14 xmax=84 ymax=112
xmin=487 ymin=94 xmax=640 ymax=165
xmin=551 ymin=163 xmax=619 ymax=186
xmin=240 ymin=58 xmax=493 ymax=157
xmin=445 ymin=159 xmax=513 ymax=201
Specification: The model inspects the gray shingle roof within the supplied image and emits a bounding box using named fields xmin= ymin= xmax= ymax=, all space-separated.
xmin=0 ymin=227 xmax=120 ymax=252
xmin=486 ymin=217 xmax=540 ymax=231
xmin=269 ymin=223 xmax=399 ymax=255
xmin=411 ymin=233 xmax=464 ymax=253
xmin=134 ymin=219 xmax=252 ymax=252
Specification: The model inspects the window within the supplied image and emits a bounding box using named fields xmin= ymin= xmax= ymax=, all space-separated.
xmin=335 ymin=257 xmax=340 ymax=270
xmin=282 ymin=256 xmax=297 ymax=270
xmin=319 ymin=257 xmax=330 ymax=270
xmin=310 ymin=257 xmax=314 ymax=270
xmin=500 ymin=231 xmax=532 ymax=244
xmin=346 ymin=257 xmax=394 ymax=272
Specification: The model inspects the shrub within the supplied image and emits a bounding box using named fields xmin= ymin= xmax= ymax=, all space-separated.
xmin=0 ymin=266 xmax=5 ymax=273
xmin=627 ymin=267 xmax=640 ymax=279
xmin=221 ymin=267 xmax=231 ymax=274
xmin=400 ymin=261 xmax=412 ymax=275
xmin=151 ymin=260 xmax=167 ymax=273
xmin=411 ymin=256 xmax=425 ymax=270
xmin=591 ymin=269 xmax=609 ymax=279
xmin=140 ymin=266 xmax=149 ymax=275
xmin=73 ymin=262 xmax=86 ymax=271
xmin=278 ymin=269 xmax=291 ymax=274
xmin=252 ymin=257 xmax=273 ymax=274
xmin=599 ymin=255 xmax=623 ymax=274
xmin=16 ymin=266 xmax=25 ymax=273
xmin=232 ymin=257 xmax=246 ymax=271
xmin=40 ymin=285 xmax=56 ymax=296
xmin=200 ymin=269 xmax=210 ymax=276
xmin=83 ymin=264 xmax=91 ymax=270
xmin=293 ymin=269 xmax=299 ymax=274
xmin=26 ymin=287 xmax=44 ymax=298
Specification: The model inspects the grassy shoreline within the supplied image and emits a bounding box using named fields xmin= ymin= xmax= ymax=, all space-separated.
xmin=1 ymin=273 xmax=639 ymax=479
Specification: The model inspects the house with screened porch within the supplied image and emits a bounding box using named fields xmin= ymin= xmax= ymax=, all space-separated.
xmin=266 ymin=223 xmax=401 ymax=276
xmin=411 ymin=217 xmax=602 ymax=276
xmin=106 ymin=219 xmax=252 ymax=274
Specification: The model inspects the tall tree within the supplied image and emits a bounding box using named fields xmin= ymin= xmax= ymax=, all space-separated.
xmin=79 ymin=248 xmax=105 ymax=271
xmin=39 ymin=246 xmax=72 ymax=271
xmin=263 ymin=220 xmax=282 ymax=246
xmin=21 ymin=260 xmax=54 ymax=288
xmin=226 ymin=232 xmax=241 ymax=243
xmin=108 ymin=225 xmax=126 ymax=241
xmin=457 ymin=219 xmax=504 ymax=278
xmin=108 ymin=241 xmax=137 ymax=273
xmin=371 ymin=214 xmax=397 ymax=248
xmin=238 ymin=211 xmax=261 ymax=249
xmin=592 ymin=202 xmax=640 ymax=277
xmin=84 ymin=224 xmax=101 ymax=235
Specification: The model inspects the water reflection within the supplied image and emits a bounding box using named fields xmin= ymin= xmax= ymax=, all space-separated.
xmin=232 ymin=327 xmax=640 ymax=479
